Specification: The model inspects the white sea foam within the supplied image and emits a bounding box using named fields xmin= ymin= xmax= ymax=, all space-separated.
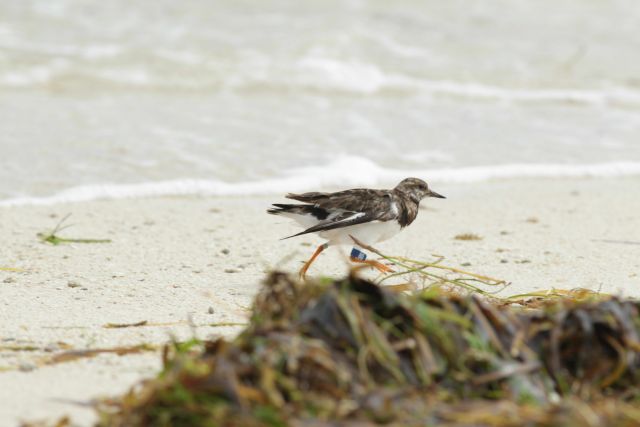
xmin=2 ymin=157 xmax=639 ymax=207
xmin=416 ymin=80 xmax=640 ymax=106
xmin=3 ymin=50 xmax=639 ymax=108
xmin=294 ymin=59 xmax=640 ymax=105
xmin=296 ymin=57 xmax=409 ymax=94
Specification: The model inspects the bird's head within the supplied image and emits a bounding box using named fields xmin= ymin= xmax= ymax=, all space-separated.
xmin=394 ymin=177 xmax=446 ymax=203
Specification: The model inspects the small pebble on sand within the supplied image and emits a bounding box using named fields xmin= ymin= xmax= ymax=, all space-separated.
xmin=44 ymin=343 xmax=60 ymax=352
xmin=454 ymin=233 xmax=482 ymax=241
xmin=19 ymin=362 xmax=37 ymax=372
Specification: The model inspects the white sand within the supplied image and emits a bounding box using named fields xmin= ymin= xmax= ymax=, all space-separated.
xmin=1 ymin=177 xmax=639 ymax=425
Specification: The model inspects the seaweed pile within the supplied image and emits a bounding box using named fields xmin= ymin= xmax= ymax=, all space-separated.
xmin=98 ymin=272 xmax=640 ymax=426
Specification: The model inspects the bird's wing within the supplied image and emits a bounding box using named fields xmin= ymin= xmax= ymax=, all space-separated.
xmin=282 ymin=189 xmax=399 ymax=239
xmin=286 ymin=189 xmax=393 ymax=213
xmin=285 ymin=191 xmax=330 ymax=203
xmin=282 ymin=210 xmax=373 ymax=239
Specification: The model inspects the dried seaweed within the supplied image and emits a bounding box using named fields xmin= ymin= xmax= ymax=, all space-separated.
xmin=103 ymin=321 xmax=149 ymax=328
xmin=350 ymin=236 xmax=507 ymax=295
xmin=208 ymin=322 xmax=247 ymax=327
xmin=592 ymin=239 xmax=640 ymax=246
xmin=97 ymin=272 xmax=640 ymax=427
xmin=0 ymin=342 xmax=72 ymax=352
xmin=21 ymin=416 xmax=70 ymax=427
xmin=1 ymin=344 xmax=157 ymax=374
xmin=454 ymin=233 xmax=483 ymax=241
xmin=0 ymin=266 xmax=24 ymax=272
xmin=44 ymin=344 xmax=156 ymax=366
xmin=37 ymin=214 xmax=111 ymax=245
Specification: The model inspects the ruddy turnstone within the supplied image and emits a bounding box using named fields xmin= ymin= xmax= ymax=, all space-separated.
xmin=267 ymin=177 xmax=445 ymax=279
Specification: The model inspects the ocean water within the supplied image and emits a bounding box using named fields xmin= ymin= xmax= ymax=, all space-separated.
xmin=1 ymin=0 xmax=640 ymax=206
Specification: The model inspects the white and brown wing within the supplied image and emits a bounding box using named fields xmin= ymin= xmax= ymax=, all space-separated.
xmin=268 ymin=188 xmax=400 ymax=239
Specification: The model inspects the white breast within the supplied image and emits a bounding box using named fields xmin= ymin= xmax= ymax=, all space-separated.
xmin=319 ymin=220 xmax=402 ymax=246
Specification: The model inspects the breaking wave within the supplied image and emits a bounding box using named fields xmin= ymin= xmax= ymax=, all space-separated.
xmin=2 ymin=156 xmax=640 ymax=207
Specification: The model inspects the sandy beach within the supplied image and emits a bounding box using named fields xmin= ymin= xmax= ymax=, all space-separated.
xmin=0 ymin=177 xmax=639 ymax=425
xmin=2 ymin=1 xmax=640 ymax=424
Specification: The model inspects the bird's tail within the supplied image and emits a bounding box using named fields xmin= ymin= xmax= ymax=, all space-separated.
xmin=267 ymin=203 xmax=300 ymax=215
xmin=267 ymin=203 xmax=329 ymax=220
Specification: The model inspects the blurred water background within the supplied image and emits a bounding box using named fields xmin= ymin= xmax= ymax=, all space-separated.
xmin=1 ymin=0 xmax=640 ymax=205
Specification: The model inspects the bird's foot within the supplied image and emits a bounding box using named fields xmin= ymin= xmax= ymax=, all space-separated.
xmin=298 ymin=257 xmax=317 ymax=281
xmin=298 ymin=264 xmax=310 ymax=281
xmin=298 ymin=243 xmax=328 ymax=281
xmin=350 ymin=257 xmax=395 ymax=274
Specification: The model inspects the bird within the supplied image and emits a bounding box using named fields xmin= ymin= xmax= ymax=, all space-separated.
xmin=267 ymin=177 xmax=445 ymax=279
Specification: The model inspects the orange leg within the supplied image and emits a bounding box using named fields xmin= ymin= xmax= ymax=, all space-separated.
xmin=350 ymin=257 xmax=395 ymax=274
xmin=299 ymin=243 xmax=328 ymax=280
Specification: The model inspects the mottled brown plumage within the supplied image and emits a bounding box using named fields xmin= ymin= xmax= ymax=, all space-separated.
xmin=270 ymin=177 xmax=445 ymax=238
xmin=268 ymin=177 xmax=445 ymax=278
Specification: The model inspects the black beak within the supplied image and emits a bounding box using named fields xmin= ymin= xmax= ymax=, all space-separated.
xmin=429 ymin=190 xmax=446 ymax=199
